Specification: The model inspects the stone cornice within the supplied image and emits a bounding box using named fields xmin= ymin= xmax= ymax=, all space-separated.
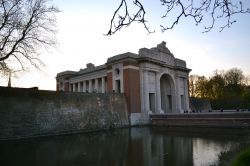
xmin=107 ymin=52 xmax=138 ymax=64
xmin=56 ymin=71 xmax=77 ymax=78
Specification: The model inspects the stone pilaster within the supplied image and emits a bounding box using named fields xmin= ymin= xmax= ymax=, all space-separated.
xmin=89 ymin=80 xmax=92 ymax=93
xmin=143 ymin=70 xmax=150 ymax=112
xmin=78 ymin=82 xmax=81 ymax=92
xmin=101 ymin=77 xmax=105 ymax=93
xmin=95 ymin=79 xmax=98 ymax=92
xmin=83 ymin=81 xmax=86 ymax=92
xmin=156 ymin=73 xmax=163 ymax=113
xmin=73 ymin=83 xmax=76 ymax=92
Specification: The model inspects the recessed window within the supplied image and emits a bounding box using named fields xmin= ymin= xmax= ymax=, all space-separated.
xmin=115 ymin=80 xmax=121 ymax=93
xmin=149 ymin=93 xmax=156 ymax=112
xmin=115 ymin=68 xmax=120 ymax=75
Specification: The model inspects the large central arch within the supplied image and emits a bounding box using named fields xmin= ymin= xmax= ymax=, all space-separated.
xmin=160 ymin=74 xmax=175 ymax=113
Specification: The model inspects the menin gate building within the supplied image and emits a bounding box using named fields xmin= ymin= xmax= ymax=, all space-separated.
xmin=56 ymin=42 xmax=191 ymax=125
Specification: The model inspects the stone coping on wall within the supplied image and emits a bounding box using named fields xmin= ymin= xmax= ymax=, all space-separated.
xmin=150 ymin=112 xmax=250 ymax=128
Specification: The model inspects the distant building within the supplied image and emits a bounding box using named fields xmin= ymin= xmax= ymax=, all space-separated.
xmin=56 ymin=42 xmax=191 ymax=125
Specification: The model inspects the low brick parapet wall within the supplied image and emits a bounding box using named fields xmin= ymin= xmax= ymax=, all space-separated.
xmin=150 ymin=112 xmax=250 ymax=128
xmin=0 ymin=87 xmax=129 ymax=140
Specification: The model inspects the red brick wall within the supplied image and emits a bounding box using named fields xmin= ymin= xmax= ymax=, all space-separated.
xmin=107 ymin=72 xmax=113 ymax=93
xmin=123 ymin=68 xmax=141 ymax=113
xmin=64 ymin=82 xmax=69 ymax=92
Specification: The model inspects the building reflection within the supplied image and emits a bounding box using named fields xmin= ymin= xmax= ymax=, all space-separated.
xmin=0 ymin=127 xmax=238 ymax=166
xmin=127 ymin=128 xmax=193 ymax=166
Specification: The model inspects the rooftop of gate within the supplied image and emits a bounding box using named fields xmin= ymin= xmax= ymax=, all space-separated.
xmin=138 ymin=41 xmax=176 ymax=66
xmin=57 ymin=42 xmax=188 ymax=79
xmin=143 ymin=41 xmax=174 ymax=56
xmin=107 ymin=52 xmax=138 ymax=63
xmin=107 ymin=41 xmax=176 ymax=64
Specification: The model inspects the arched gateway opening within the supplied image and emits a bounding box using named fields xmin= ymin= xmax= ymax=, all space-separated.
xmin=160 ymin=74 xmax=175 ymax=113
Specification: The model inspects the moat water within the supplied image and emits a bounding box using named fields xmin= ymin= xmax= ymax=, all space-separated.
xmin=0 ymin=127 xmax=250 ymax=166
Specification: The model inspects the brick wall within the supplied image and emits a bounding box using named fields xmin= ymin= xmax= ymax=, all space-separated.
xmin=64 ymin=82 xmax=69 ymax=92
xmin=123 ymin=68 xmax=141 ymax=114
xmin=150 ymin=113 xmax=250 ymax=128
xmin=0 ymin=87 xmax=128 ymax=140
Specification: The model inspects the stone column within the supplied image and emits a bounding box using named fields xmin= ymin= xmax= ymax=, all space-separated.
xmin=175 ymin=77 xmax=180 ymax=113
xmin=83 ymin=81 xmax=86 ymax=92
xmin=156 ymin=73 xmax=163 ymax=113
xmin=101 ymin=77 xmax=105 ymax=93
xmin=78 ymin=82 xmax=81 ymax=92
xmin=89 ymin=80 xmax=92 ymax=93
xmin=143 ymin=71 xmax=150 ymax=113
xmin=73 ymin=83 xmax=76 ymax=92
xmin=140 ymin=69 xmax=145 ymax=113
xmin=184 ymin=78 xmax=190 ymax=112
xmin=95 ymin=78 xmax=98 ymax=93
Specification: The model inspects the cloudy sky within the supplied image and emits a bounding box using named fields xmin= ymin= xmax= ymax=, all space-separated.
xmin=1 ymin=0 xmax=250 ymax=90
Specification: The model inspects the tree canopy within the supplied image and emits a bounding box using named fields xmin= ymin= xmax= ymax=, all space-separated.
xmin=0 ymin=0 xmax=59 ymax=76
xmin=189 ymin=68 xmax=250 ymax=109
xmin=107 ymin=0 xmax=250 ymax=35
xmin=189 ymin=68 xmax=247 ymax=99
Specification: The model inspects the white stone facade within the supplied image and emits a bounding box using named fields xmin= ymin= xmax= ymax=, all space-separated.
xmin=56 ymin=42 xmax=191 ymax=125
xmin=57 ymin=65 xmax=108 ymax=93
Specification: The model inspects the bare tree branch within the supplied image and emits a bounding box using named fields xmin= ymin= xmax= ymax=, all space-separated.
xmin=108 ymin=0 xmax=250 ymax=35
xmin=0 ymin=0 xmax=59 ymax=73
xmin=106 ymin=0 xmax=154 ymax=35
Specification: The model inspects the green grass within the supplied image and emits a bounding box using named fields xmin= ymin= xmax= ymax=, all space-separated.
xmin=231 ymin=148 xmax=250 ymax=166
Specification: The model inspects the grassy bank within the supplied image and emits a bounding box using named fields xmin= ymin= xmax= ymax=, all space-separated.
xmin=231 ymin=148 xmax=250 ymax=166
xmin=216 ymin=143 xmax=250 ymax=166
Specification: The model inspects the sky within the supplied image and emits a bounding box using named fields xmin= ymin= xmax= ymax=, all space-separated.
xmin=1 ymin=0 xmax=250 ymax=90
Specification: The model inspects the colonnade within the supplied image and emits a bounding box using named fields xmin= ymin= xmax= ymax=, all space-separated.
xmin=70 ymin=77 xmax=107 ymax=93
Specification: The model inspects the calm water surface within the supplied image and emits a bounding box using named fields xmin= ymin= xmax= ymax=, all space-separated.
xmin=0 ymin=127 xmax=250 ymax=166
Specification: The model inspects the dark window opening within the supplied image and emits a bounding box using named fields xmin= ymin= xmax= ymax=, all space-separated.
xmin=115 ymin=80 xmax=121 ymax=93
xmin=168 ymin=95 xmax=172 ymax=110
xmin=181 ymin=95 xmax=184 ymax=109
xmin=149 ymin=93 xmax=156 ymax=112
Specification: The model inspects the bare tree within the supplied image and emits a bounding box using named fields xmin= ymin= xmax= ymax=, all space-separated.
xmin=224 ymin=68 xmax=244 ymax=85
xmin=0 ymin=0 xmax=59 ymax=74
xmin=107 ymin=0 xmax=250 ymax=35
xmin=189 ymin=74 xmax=198 ymax=97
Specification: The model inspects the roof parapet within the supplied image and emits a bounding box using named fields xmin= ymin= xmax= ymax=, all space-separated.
xmin=107 ymin=52 xmax=138 ymax=63
xmin=56 ymin=71 xmax=77 ymax=78
xmin=139 ymin=41 xmax=176 ymax=66
xmin=175 ymin=58 xmax=186 ymax=68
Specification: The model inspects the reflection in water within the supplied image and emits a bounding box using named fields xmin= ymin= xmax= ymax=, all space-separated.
xmin=0 ymin=127 xmax=249 ymax=166
xmin=129 ymin=128 xmax=193 ymax=166
xmin=193 ymin=138 xmax=232 ymax=166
